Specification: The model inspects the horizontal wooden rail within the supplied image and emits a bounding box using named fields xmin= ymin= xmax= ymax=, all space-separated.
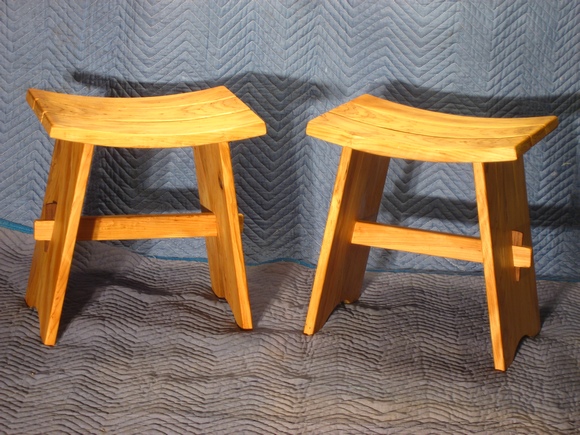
xmin=351 ymin=221 xmax=532 ymax=268
xmin=34 ymin=212 xmax=244 ymax=241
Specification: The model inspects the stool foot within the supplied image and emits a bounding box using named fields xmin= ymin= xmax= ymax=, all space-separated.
xmin=25 ymin=140 xmax=94 ymax=345
xmin=194 ymin=143 xmax=253 ymax=329
xmin=304 ymin=149 xmax=390 ymax=334
xmin=474 ymin=158 xmax=541 ymax=370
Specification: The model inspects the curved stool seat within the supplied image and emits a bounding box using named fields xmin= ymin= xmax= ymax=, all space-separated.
xmin=304 ymin=94 xmax=558 ymax=370
xmin=307 ymin=94 xmax=558 ymax=163
xmin=27 ymin=86 xmax=265 ymax=147
xmin=25 ymin=87 xmax=266 ymax=345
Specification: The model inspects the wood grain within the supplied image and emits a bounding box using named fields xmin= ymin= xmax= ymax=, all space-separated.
xmin=27 ymin=87 xmax=266 ymax=148
xmin=304 ymin=148 xmax=390 ymax=335
xmin=194 ymin=142 xmax=253 ymax=329
xmin=34 ymin=213 xmax=221 ymax=241
xmin=474 ymin=158 xmax=540 ymax=371
xmin=25 ymin=140 xmax=94 ymax=345
xmin=307 ymin=94 xmax=558 ymax=163
xmin=351 ymin=222 xmax=532 ymax=268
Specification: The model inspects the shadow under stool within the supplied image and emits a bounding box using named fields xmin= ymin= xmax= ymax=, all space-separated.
xmin=25 ymin=86 xmax=266 ymax=345
xmin=303 ymin=94 xmax=558 ymax=370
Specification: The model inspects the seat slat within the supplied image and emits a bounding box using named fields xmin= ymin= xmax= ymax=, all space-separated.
xmin=27 ymin=87 xmax=266 ymax=147
xmin=45 ymin=110 xmax=265 ymax=147
xmin=308 ymin=94 xmax=558 ymax=163
xmin=340 ymin=95 xmax=558 ymax=141
xmin=307 ymin=111 xmax=530 ymax=163
xmin=27 ymin=86 xmax=234 ymax=112
xmin=351 ymin=94 xmax=557 ymax=133
xmin=28 ymin=91 xmax=242 ymax=123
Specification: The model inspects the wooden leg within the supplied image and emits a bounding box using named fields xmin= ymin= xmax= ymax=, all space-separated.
xmin=193 ymin=142 xmax=252 ymax=329
xmin=474 ymin=158 xmax=540 ymax=370
xmin=304 ymin=148 xmax=390 ymax=334
xmin=25 ymin=140 xmax=94 ymax=345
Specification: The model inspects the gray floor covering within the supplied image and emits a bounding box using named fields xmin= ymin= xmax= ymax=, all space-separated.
xmin=0 ymin=226 xmax=578 ymax=434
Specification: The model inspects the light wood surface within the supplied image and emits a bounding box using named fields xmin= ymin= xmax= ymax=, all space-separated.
xmin=307 ymin=94 xmax=558 ymax=163
xmin=34 ymin=213 xmax=244 ymax=241
xmin=474 ymin=158 xmax=540 ymax=371
xmin=304 ymin=94 xmax=557 ymax=369
xmin=194 ymin=142 xmax=253 ymax=329
xmin=351 ymin=222 xmax=532 ymax=268
xmin=25 ymin=87 xmax=265 ymax=344
xmin=25 ymin=140 xmax=94 ymax=345
xmin=511 ymin=230 xmax=524 ymax=281
xmin=304 ymin=148 xmax=390 ymax=335
xmin=27 ymin=87 xmax=266 ymax=148
xmin=25 ymin=142 xmax=63 ymax=311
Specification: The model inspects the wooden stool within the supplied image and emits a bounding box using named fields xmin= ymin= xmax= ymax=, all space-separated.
xmin=25 ymin=86 xmax=266 ymax=345
xmin=303 ymin=94 xmax=558 ymax=370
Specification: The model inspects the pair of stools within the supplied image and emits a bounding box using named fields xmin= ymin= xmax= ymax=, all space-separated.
xmin=24 ymin=86 xmax=557 ymax=370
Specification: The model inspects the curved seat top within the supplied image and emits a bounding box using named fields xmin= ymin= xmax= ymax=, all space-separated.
xmin=306 ymin=94 xmax=558 ymax=163
xmin=27 ymin=86 xmax=266 ymax=148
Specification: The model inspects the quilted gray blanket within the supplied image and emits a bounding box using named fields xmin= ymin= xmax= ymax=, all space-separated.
xmin=1 ymin=227 xmax=579 ymax=433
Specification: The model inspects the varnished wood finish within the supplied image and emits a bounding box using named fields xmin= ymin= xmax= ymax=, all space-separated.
xmin=25 ymin=140 xmax=94 ymax=345
xmin=194 ymin=143 xmax=253 ymax=329
xmin=304 ymin=94 xmax=557 ymax=370
xmin=474 ymin=159 xmax=540 ymax=370
xmin=512 ymin=231 xmax=524 ymax=281
xmin=35 ymin=213 xmax=244 ymax=241
xmin=25 ymin=87 xmax=265 ymax=344
xmin=27 ymin=87 xmax=266 ymax=147
xmin=351 ymin=222 xmax=532 ymax=268
xmin=25 ymin=142 xmax=63 ymax=311
xmin=304 ymin=148 xmax=390 ymax=335
xmin=307 ymin=94 xmax=557 ymax=163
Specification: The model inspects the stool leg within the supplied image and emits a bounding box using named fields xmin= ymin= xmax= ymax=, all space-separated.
xmin=304 ymin=148 xmax=390 ymax=334
xmin=25 ymin=140 xmax=94 ymax=345
xmin=474 ymin=158 xmax=540 ymax=370
xmin=193 ymin=142 xmax=252 ymax=329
